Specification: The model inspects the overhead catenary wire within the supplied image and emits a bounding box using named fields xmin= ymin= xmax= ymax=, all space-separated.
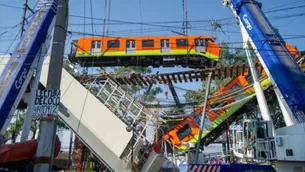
xmin=1 ymin=10 xmax=303 ymax=41
xmin=68 ymin=4 xmax=305 ymax=26
xmin=0 ymin=3 xmax=23 ymax=9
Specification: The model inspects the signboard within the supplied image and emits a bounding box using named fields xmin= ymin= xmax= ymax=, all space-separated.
xmin=33 ymin=89 xmax=60 ymax=120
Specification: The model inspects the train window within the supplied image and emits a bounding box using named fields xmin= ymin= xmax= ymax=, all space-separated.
xmin=210 ymin=102 xmax=227 ymax=113
xmin=142 ymin=40 xmax=154 ymax=47
xmin=177 ymin=124 xmax=192 ymax=141
xmin=176 ymin=39 xmax=188 ymax=47
xmin=161 ymin=39 xmax=170 ymax=48
xmin=194 ymin=115 xmax=201 ymax=126
xmin=195 ymin=39 xmax=206 ymax=46
xmin=107 ymin=40 xmax=120 ymax=48
xmin=126 ymin=40 xmax=136 ymax=48
xmin=91 ymin=40 xmax=101 ymax=49
xmin=232 ymin=83 xmax=241 ymax=90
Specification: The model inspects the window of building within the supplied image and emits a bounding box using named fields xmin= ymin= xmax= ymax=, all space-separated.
xmin=177 ymin=124 xmax=192 ymax=141
xmin=142 ymin=40 xmax=154 ymax=47
xmin=107 ymin=40 xmax=120 ymax=48
xmin=176 ymin=39 xmax=188 ymax=47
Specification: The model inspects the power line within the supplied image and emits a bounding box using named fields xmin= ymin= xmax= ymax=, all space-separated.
xmin=264 ymin=0 xmax=305 ymax=11
xmin=68 ymin=4 xmax=305 ymax=26
xmin=67 ymin=12 xmax=305 ymax=36
xmin=0 ymin=3 xmax=23 ymax=9
xmin=1 ymin=5 xmax=304 ymax=37
xmin=264 ymin=4 xmax=305 ymax=13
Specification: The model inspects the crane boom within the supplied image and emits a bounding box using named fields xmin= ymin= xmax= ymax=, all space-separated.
xmin=223 ymin=0 xmax=305 ymax=124
xmin=0 ymin=0 xmax=58 ymax=135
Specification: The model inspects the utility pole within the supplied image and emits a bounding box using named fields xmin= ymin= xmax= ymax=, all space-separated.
xmin=182 ymin=0 xmax=188 ymax=35
xmin=34 ymin=0 xmax=68 ymax=171
xmin=20 ymin=0 xmax=29 ymax=37
xmin=194 ymin=72 xmax=212 ymax=164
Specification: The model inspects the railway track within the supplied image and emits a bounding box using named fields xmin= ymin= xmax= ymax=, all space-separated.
xmin=76 ymin=59 xmax=305 ymax=86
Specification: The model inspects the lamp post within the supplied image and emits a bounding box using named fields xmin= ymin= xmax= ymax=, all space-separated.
xmin=126 ymin=116 xmax=141 ymax=172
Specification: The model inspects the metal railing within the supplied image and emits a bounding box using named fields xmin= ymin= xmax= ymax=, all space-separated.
xmin=85 ymin=78 xmax=158 ymax=169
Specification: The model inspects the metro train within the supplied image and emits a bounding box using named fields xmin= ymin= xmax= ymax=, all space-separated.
xmin=152 ymin=44 xmax=300 ymax=154
xmin=153 ymin=71 xmax=271 ymax=154
xmin=68 ymin=35 xmax=221 ymax=68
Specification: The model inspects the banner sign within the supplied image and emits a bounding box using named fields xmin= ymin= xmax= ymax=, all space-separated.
xmin=33 ymin=89 xmax=60 ymax=120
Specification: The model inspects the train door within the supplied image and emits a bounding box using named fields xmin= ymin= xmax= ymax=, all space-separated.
xmin=91 ymin=40 xmax=101 ymax=55
xmin=126 ymin=40 xmax=136 ymax=54
xmin=194 ymin=39 xmax=207 ymax=53
xmin=161 ymin=39 xmax=170 ymax=53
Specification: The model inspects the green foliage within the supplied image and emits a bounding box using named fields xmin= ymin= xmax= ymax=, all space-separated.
xmin=184 ymin=90 xmax=205 ymax=103
xmin=219 ymin=42 xmax=235 ymax=64
xmin=6 ymin=110 xmax=68 ymax=142
xmin=113 ymin=66 xmax=152 ymax=76
xmin=113 ymin=66 xmax=161 ymax=101
xmin=218 ymin=41 xmax=248 ymax=65
xmin=215 ymin=78 xmax=232 ymax=88
xmin=143 ymin=87 xmax=163 ymax=102
xmin=184 ymin=41 xmax=248 ymax=103
xmin=57 ymin=119 xmax=69 ymax=129
xmin=6 ymin=112 xmax=28 ymax=142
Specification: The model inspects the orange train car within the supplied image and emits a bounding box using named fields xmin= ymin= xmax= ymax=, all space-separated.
xmin=68 ymin=35 xmax=221 ymax=68
xmin=153 ymin=72 xmax=260 ymax=153
xmin=285 ymin=43 xmax=300 ymax=59
xmin=152 ymin=43 xmax=299 ymax=153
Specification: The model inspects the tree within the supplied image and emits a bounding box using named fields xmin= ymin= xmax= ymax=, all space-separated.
xmin=5 ymin=110 xmax=68 ymax=143
xmin=218 ymin=42 xmax=235 ymax=65
xmin=217 ymin=41 xmax=248 ymax=65
xmin=6 ymin=110 xmax=28 ymax=143
xmin=114 ymin=66 xmax=153 ymax=97
xmin=184 ymin=41 xmax=248 ymax=103
xmin=142 ymin=87 xmax=163 ymax=102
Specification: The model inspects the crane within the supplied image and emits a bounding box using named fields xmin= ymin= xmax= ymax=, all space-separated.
xmin=0 ymin=0 xmax=58 ymax=140
xmin=222 ymin=0 xmax=305 ymax=126
xmin=218 ymin=1 xmax=305 ymax=171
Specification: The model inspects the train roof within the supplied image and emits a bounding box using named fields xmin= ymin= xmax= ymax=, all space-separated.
xmin=76 ymin=35 xmax=216 ymax=40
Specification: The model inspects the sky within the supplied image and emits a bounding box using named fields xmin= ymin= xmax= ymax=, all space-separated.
xmin=0 ymin=0 xmax=305 ymax=103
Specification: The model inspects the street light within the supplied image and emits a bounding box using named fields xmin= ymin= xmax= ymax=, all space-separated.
xmin=126 ymin=116 xmax=141 ymax=172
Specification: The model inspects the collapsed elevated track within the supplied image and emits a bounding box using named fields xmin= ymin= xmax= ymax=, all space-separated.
xmin=77 ymin=62 xmax=263 ymax=85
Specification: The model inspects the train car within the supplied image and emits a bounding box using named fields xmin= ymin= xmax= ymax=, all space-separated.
xmin=285 ymin=43 xmax=300 ymax=59
xmin=153 ymin=70 xmax=272 ymax=154
xmin=68 ymin=35 xmax=221 ymax=68
xmin=152 ymin=43 xmax=299 ymax=154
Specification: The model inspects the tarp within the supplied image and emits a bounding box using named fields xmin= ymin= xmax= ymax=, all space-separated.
xmin=0 ymin=135 xmax=61 ymax=164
